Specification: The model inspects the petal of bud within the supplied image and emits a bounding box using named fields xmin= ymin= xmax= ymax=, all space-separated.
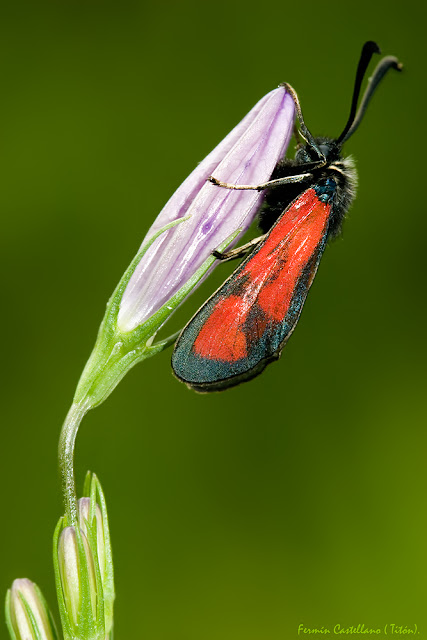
xmin=117 ymin=85 xmax=295 ymax=332
xmin=6 ymin=579 xmax=57 ymax=640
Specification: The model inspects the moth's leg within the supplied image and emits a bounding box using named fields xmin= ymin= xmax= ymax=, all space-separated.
xmin=209 ymin=172 xmax=312 ymax=191
xmin=213 ymin=235 xmax=266 ymax=262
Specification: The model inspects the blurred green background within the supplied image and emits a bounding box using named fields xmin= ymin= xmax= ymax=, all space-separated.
xmin=1 ymin=1 xmax=425 ymax=639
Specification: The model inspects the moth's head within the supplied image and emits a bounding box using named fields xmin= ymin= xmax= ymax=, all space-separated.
xmin=295 ymin=137 xmax=341 ymax=165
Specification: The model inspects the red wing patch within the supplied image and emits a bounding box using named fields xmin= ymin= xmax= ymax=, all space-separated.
xmin=193 ymin=188 xmax=330 ymax=360
xmin=172 ymin=186 xmax=333 ymax=391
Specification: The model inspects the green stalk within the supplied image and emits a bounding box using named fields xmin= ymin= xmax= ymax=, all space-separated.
xmin=59 ymin=401 xmax=91 ymax=526
xmin=58 ymin=218 xmax=240 ymax=526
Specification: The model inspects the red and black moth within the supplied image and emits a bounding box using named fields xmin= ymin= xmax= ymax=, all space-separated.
xmin=172 ymin=42 xmax=402 ymax=392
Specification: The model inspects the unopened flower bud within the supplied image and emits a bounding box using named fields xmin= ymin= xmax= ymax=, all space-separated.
xmin=57 ymin=526 xmax=97 ymax=633
xmin=5 ymin=578 xmax=58 ymax=640
xmin=53 ymin=473 xmax=114 ymax=640
xmin=78 ymin=472 xmax=114 ymax=635
xmin=72 ymin=85 xmax=295 ymax=409
xmin=118 ymin=85 xmax=295 ymax=332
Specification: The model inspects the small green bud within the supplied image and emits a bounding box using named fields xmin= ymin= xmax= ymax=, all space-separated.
xmin=5 ymin=578 xmax=58 ymax=640
xmin=53 ymin=472 xmax=114 ymax=640
xmin=57 ymin=526 xmax=97 ymax=629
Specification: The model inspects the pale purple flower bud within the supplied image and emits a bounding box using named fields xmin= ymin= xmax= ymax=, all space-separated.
xmin=117 ymin=86 xmax=295 ymax=332
xmin=6 ymin=579 xmax=57 ymax=640
xmin=70 ymin=85 xmax=295 ymax=410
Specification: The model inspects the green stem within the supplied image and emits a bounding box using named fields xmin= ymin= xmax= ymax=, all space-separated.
xmin=58 ymin=400 xmax=91 ymax=526
xmin=57 ymin=225 xmax=241 ymax=524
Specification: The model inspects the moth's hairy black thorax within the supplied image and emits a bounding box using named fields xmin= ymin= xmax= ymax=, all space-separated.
xmin=258 ymin=136 xmax=358 ymax=239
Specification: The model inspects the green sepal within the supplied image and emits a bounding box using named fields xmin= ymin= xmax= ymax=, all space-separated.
xmin=92 ymin=475 xmax=114 ymax=636
xmin=82 ymin=472 xmax=114 ymax=636
xmin=5 ymin=590 xmax=18 ymax=640
xmin=74 ymin=524 xmax=103 ymax=640
xmin=144 ymin=330 xmax=181 ymax=357
xmin=72 ymin=215 xmax=190 ymax=408
xmin=53 ymin=517 xmax=73 ymax=640
xmin=18 ymin=593 xmax=42 ymax=640
xmin=82 ymin=471 xmax=92 ymax=498
xmin=83 ymin=476 xmax=105 ymax=635
xmin=13 ymin=587 xmax=58 ymax=640
xmin=72 ymin=222 xmax=241 ymax=410
xmin=26 ymin=584 xmax=60 ymax=640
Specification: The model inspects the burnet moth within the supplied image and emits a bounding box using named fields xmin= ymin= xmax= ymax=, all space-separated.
xmin=172 ymin=42 xmax=402 ymax=392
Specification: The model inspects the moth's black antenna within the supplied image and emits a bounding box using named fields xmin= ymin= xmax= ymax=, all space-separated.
xmin=281 ymin=82 xmax=325 ymax=161
xmin=336 ymin=41 xmax=381 ymax=146
xmin=338 ymin=55 xmax=402 ymax=144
